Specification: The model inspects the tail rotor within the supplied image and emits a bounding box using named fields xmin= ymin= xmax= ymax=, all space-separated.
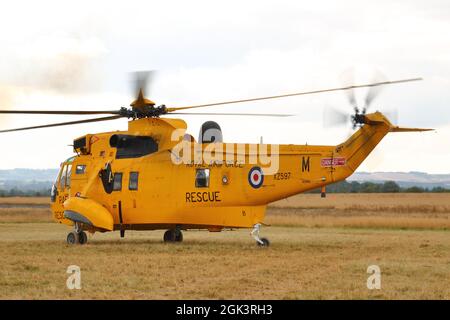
xmin=324 ymin=69 xmax=414 ymax=130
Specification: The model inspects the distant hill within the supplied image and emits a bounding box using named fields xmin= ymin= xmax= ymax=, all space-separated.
xmin=0 ymin=169 xmax=58 ymax=192
xmin=0 ymin=168 xmax=58 ymax=182
xmin=348 ymin=172 xmax=450 ymax=189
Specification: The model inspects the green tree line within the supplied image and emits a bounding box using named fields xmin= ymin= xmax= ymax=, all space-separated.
xmin=0 ymin=180 xmax=449 ymax=197
xmin=0 ymin=188 xmax=52 ymax=197
xmin=312 ymin=180 xmax=450 ymax=193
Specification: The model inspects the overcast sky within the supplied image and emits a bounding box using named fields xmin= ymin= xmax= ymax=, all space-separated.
xmin=0 ymin=0 xmax=449 ymax=173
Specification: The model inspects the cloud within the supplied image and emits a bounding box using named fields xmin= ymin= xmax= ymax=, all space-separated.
xmin=9 ymin=33 xmax=108 ymax=94
xmin=0 ymin=85 xmax=14 ymax=126
xmin=0 ymin=0 xmax=448 ymax=172
xmin=0 ymin=86 xmax=13 ymax=107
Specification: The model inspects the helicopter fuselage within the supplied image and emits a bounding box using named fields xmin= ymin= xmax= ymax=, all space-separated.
xmin=50 ymin=113 xmax=401 ymax=234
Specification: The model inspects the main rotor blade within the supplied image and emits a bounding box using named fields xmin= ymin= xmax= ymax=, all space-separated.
xmin=0 ymin=110 xmax=121 ymax=115
xmin=0 ymin=115 xmax=123 ymax=133
xmin=167 ymin=78 xmax=422 ymax=112
xmin=169 ymin=112 xmax=294 ymax=117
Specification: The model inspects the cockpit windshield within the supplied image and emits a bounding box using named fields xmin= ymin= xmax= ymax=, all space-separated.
xmin=51 ymin=157 xmax=75 ymax=202
xmin=56 ymin=157 xmax=75 ymax=188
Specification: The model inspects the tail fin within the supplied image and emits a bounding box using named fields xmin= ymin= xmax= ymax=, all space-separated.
xmin=337 ymin=112 xmax=433 ymax=173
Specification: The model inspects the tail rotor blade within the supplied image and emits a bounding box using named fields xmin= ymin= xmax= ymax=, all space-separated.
xmin=364 ymin=70 xmax=388 ymax=113
xmin=323 ymin=106 xmax=349 ymax=128
xmin=339 ymin=68 xmax=358 ymax=112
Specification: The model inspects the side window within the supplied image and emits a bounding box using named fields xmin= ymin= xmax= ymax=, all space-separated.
xmin=75 ymin=165 xmax=86 ymax=174
xmin=113 ymin=173 xmax=123 ymax=191
xmin=195 ymin=169 xmax=210 ymax=188
xmin=129 ymin=172 xmax=139 ymax=190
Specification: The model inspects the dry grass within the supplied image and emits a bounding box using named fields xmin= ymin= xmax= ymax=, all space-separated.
xmin=0 ymin=208 xmax=51 ymax=223
xmin=1 ymin=193 xmax=449 ymax=229
xmin=0 ymin=224 xmax=448 ymax=299
xmin=266 ymin=212 xmax=450 ymax=230
xmin=267 ymin=193 xmax=450 ymax=230
xmin=0 ymin=197 xmax=51 ymax=223
xmin=271 ymin=193 xmax=450 ymax=209
xmin=0 ymin=194 xmax=449 ymax=300
xmin=0 ymin=197 xmax=50 ymax=205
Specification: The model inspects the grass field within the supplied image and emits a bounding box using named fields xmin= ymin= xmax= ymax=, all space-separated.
xmin=268 ymin=193 xmax=450 ymax=230
xmin=0 ymin=194 xmax=449 ymax=299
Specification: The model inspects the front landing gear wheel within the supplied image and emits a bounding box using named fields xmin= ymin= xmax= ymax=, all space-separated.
xmin=67 ymin=229 xmax=87 ymax=245
xmin=163 ymin=229 xmax=183 ymax=242
xmin=67 ymin=231 xmax=79 ymax=245
xmin=78 ymin=231 xmax=88 ymax=245
xmin=257 ymin=237 xmax=270 ymax=247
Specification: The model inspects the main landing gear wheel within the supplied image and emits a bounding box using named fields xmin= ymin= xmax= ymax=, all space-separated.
xmin=251 ymin=223 xmax=270 ymax=247
xmin=163 ymin=229 xmax=183 ymax=242
xmin=257 ymin=238 xmax=270 ymax=247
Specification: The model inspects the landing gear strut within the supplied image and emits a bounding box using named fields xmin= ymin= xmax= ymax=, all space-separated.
xmin=251 ymin=223 xmax=270 ymax=247
xmin=66 ymin=222 xmax=88 ymax=245
xmin=163 ymin=228 xmax=183 ymax=242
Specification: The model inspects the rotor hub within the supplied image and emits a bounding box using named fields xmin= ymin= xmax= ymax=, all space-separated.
xmin=119 ymin=105 xmax=168 ymax=119
xmin=351 ymin=113 xmax=366 ymax=127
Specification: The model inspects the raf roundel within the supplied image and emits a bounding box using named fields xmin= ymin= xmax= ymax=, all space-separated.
xmin=248 ymin=166 xmax=264 ymax=189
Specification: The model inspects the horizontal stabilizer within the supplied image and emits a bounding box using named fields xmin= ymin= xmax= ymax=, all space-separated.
xmin=390 ymin=126 xmax=434 ymax=132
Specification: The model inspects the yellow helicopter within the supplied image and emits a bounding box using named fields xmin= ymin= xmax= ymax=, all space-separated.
xmin=0 ymin=73 xmax=431 ymax=246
